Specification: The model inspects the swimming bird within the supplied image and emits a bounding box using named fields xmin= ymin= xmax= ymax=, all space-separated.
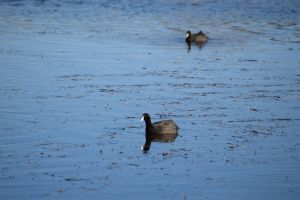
xmin=141 ymin=113 xmax=179 ymax=152
xmin=185 ymin=30 xmax=208 ymax=43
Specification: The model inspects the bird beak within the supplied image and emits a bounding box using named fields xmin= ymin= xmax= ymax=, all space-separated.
xmin=140 ymin=115 xmax=144 ymax=121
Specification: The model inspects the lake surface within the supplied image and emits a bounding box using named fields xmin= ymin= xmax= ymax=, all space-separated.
xmin=0 ymin=0 xmax=300 ymax=199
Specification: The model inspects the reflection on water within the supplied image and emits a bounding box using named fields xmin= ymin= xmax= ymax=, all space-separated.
xmin=142 ymin=131 xmax=179 ymax=152
xmin=185 ymin=40 xmax=207 ymax=51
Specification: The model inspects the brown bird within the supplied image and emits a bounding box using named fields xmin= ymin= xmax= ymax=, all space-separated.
xmin=185 ymin=30 xmax=208 ymax=43
xmin=141 ymin=113 xmax=179 ymax=152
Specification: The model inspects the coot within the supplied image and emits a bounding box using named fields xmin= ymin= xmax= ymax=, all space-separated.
xmin=141 ymin=113 xmax=179 ymax=152
xmin=185 ymin=30 xmax=208 ymax=43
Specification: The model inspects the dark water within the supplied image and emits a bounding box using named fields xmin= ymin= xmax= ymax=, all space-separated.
xmin=0 ymin=0 xmax=300 ymax=199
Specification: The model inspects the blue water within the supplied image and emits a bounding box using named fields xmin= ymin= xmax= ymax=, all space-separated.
xmin=0 ymin=0 xmax=300 ymax=199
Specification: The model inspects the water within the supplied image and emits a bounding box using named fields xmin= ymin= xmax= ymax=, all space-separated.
xmin=0 ymin=0 xmax=300 ymax=199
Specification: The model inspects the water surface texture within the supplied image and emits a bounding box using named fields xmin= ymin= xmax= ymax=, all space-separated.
xmin=1 ymin=0 xmax=300 ymax=199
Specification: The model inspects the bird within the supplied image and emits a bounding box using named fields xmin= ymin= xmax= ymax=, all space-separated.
xmin=140 ymin=113 xmax=179 ymax=152
xmin=185 ymin=30 xmax=208 ymax=43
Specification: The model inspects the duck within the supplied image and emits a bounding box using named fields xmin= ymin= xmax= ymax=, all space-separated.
xmin=140 ymin=113 xmax=179 ymax=152
xmin=185 ymin=30 xmax=208 ymax=43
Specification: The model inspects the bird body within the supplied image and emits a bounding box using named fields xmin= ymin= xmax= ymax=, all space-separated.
xmin=186 ymin=30 xmax=208 ymax=43
xmin=152 ymin=120 xmax=179 ymax=137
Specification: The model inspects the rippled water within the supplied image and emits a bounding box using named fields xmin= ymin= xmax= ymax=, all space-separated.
xmin=0 ymin=0 xmax=300 ymax=199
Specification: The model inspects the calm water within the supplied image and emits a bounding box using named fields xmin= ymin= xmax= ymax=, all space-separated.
xmin=0 ymin=0 xmax=300 ymax=199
